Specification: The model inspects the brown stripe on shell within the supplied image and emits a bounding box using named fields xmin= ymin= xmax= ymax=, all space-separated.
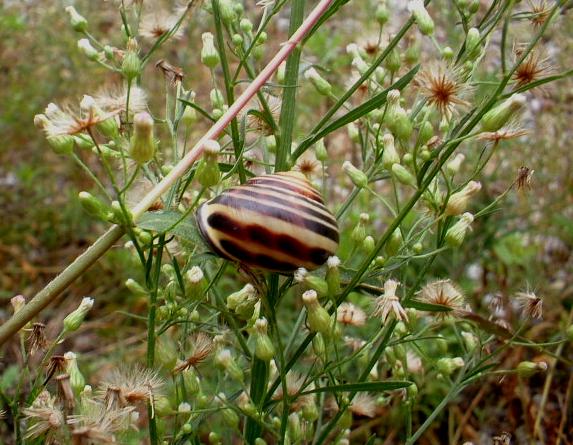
xmin=247 ymin=176 xmax=323 ymax=203
xmin=210 ymin=193 xmax=339 ymax=242
xmin=225 ymin=187 xmax=338 ymax=227
xmin=206 ymin=212 xmax=331 ymax=271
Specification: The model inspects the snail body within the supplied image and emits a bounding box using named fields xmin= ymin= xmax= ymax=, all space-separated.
xmin=196 ymin=171 xmax=339 ymax=273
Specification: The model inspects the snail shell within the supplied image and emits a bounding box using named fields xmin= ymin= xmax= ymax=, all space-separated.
xmin=196 ymin=171 xmax=339 ymax=273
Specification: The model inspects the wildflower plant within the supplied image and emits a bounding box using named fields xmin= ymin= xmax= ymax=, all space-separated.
xmin=1 ymin=0 xmax=572 ymax=444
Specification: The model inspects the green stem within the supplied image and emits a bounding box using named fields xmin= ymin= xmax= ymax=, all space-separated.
xmin=275 ymin=0 xmax=305 ymax=171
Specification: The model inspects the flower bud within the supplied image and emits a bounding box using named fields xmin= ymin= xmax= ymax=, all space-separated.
xmin=465 ymin=28 xmax=481 ymax=60
xmin=210 ymin=88 xmax=225 ymax=109
xmin=253 ymin=318 xmax=275 ymax=361
xmin=277 ymin=61 xmax=286 ymax=84
xmin=481 ymin=94 xmax=526 ymax=132
xmin=232 ymin=33 xmax=243 ymax=46
xmin=351 ymin=213 xmax=369 ymax=244
xmin=441 ymin=46 xmax=454 ymax=61
xmin=348 ymin=119 xmax=365 ymax=142
xmin=181 ymin=367 xmax=201 ymax=394
xmin=408 ymin=0 xmax=434 ymax=35
xmin=63 ymin=297 xmax=94 ymax=333
xmin=78 ymin=191 xmax=110 ymax=221
xmin=385 ymin=90 xmax=413 ymax=141
xmin=312 ymin=332 xmax=326 ymax=358
xmin=351 ymin=56 xmax=370 ymax=76
xmin=255 ymin=439 xmax=268 ymax=445
xmin=185 ymin=266 xmax=206 ymax=300
xmin=129 ymin=112 xmax=156 ymax=164
xmin=392 ymin=164 xmax=417 ymax=188
xmin=418 ymin=121 xmax=434 ymax=145
xmin=201 ymin=32 xmax=220 ymax=68
xmin=384 ymin=47 xmax=401 ymax=74
xmin=303 ymin=274 xmax=329 ymax=298
xmin=445 ymin=181 xmax=481 ymax=215
xmin=516 ymin=360 xmax=547 ymax=378
xmin=240 ymin=18 xmax=253 ymax=33
xmin=302 ymin=400 xmax=319 ymax=422
xmin=405 ymin=42 xmax=421 ymax=65
xmin=437 ymin=357 xmax=464 ymax=376
xmin=385 ymin=229 xmax=403 ymax=257
xmin=288 ymin=413 xmax=303 ymax=443
xmin=304 ymin=68 xmax=332 ymax=96
xmin=326 ymin=256 xmax=341 ymax=296
xmin=302 ymin=290 xmax=331 ymax=335
xmin=65 ymin=6 xmax=88 ymax=32
xmin=447 ymin=153 xmax=465 ymax=175
xmin=362 ymin=235 xmax=376 ymax=253
xmin=381 ymin=133 xmax=400 ymax=169
xmin=461 ymin=331 xmax=478 ymax=352
xmin=121 ymin=39 xmax=141 ymax=81
xmin=195 ymin=140 xmax=221 ymax=187
xmin=218 ymin=0 xmax=237 ymax=24
xmin=227 ymin=283 xmax=258 ymax=320
xmin=343 ymin=161 xmax=368 ymax=188
xmin=77 ymin=38 xmax=99 ymax=61
xmin=315 ymin=139 xmax=328 ymax=162
xmin=47 ymin=134 xmax=75 ymax=155
xmin=445 ymin=212 xmax=474 ymax=247
xmin=214 ymin=349 xmax=244 ymax=382
xmin=64 ymin=352 xmax=85 ymax=394
xmin=375 ymin=2 xmax=389 ymax=26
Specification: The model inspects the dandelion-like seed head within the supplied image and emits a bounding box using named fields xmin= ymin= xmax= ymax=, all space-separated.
xmin=416 ymin=63 xmax=470 ymax=120
xmin=516 ymin=166 xmax=534 ymax=191
xmin=512 ymin=46 xmax=553 ymax=91
xmin=272 ymin=371 xmax=315 ymax=411
xmin=294 ymin=151 xmax=321 ymax=178
xmin=246 ymin=95 xmax=281 ymax=136
xmin=476 ymin=126 xmax=528 ymax=144
xmin=173 ymin=332 xmax=214 ymax=373
xmin=100 ymin=365 xmax=164 ymax=407
xmin=67 ymin=398 xmax=134 ymax=443
xmin=526 ymin=0 xmax=551 ymax=27
xmin=139 ymin=9 xmax=183 ymax=41
xmin=516 ymin=291 xmax=543 ymax=319
xmin=349 ymin=393 xmax=377 ymax=418
xmin=418 ymin=279 xmax=467 ymax=319
xmin=28 ymin=322 xmax=48 ymax=356
xmin=94 ymin=84 xmax=148 ymax=116
xmin=23 ymin=391 xmax=64 ymax=441
xmin=337 ymin=302 xmax=367 ymax=327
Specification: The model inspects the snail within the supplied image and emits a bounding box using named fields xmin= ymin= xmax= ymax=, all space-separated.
xmin=196 ymin=171 xmax=339 ymax=273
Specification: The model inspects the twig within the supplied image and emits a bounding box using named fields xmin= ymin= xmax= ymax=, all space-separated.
xmin=0 ymin=0 xmax=336 ymax=348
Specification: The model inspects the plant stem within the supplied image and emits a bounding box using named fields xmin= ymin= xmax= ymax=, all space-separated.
xmin=0 ymin=0 xmax=336 ymax=348
xmin=275 ymin=0 xmax=305 ymax=171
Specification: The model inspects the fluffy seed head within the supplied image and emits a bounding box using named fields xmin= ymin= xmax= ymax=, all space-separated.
xmin=418 ymin=279 xmax=467 ymax=319
xmin=337 ymin=303 xmax=367 ymax=327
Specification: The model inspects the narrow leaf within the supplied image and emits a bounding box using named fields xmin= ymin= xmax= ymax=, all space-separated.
xmin=405 ymin=299 xmax=454 ymax=313
xmin=301 ymin=380 xmax=412 ymax=395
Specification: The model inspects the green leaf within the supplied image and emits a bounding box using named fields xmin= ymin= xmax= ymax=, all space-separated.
xmin=301 ymin=380 xmax=412 ymax=395
xmin=292 ymin=65 xmax=419 ymax=161
xmin=137 ymin=211 xmax=205 ymax=246
xmin=493 ymin=232 xmax=535 ymax=266
xmin=405 ymin=299 xmax=454 ymax=313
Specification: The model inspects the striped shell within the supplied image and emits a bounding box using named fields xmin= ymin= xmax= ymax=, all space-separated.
xmin=196 ymin=171 xmax=339 ymax=273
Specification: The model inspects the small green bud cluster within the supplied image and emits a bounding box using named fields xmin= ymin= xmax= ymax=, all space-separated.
xmin=302 ymin=290 xmax=332 ymax=335
xmin=304 ymin=68 xmax=333 ymax=96
xmin=63 ymin=297 xmax=94 ymax=333
xmin=385 ymin=90 xmax=413 ymax=141
xmin=253 ymin=318 xmax=275 ymax=361
xmin=201 ymin=32 xmax=220 ymax=68
xmin=227 ymin=283 xmax=258 ymax=320
xmin=408 ymin=0 xmax=435 ymax=35
xmin=343 ymin=161 xmax=368 ymax=188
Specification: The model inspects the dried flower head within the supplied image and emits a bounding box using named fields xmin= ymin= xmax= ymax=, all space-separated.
xmin=526 ymin=0 xmax=551 ymax=26
xmin=67 ymin=398 xmax=134 ymax=443
xmin=139 ymin=9 xmax=184 ymax=41
xmin=272 ymin=371 xmax=315 ymax=411
xmin=100 ymin=366 xmax=164 ymax=406
xmin=512 ymin=46 xmax=553 ymax=91
xmin=173 ymin=332 xmax=213 ymax=373
xmin=294 ymin=151 xmax=321 ymax=178
xmin=418 ymin=279 xmax=467 ymax=319
xmin=55 ymin=374 xmax=75 ymax=411
xmin=45 ymin=355 xmax=67 ymax=385
xmin=28 ymin=322 xmax=48 ymax=356
xmin=349 ymin=393 xmax=377 ymax=418
xmin=373 ymin=279 xmax=408 ymax=322
xmin=516 ymin=166 xmax=534 ymax=191
xmin=343 ymin=336 xmax=366 ymax=352
xmin=337 ymin=303 xmax=367 ymax=327
xmin=36 ymin=99 xmax=111 ymax=137
xmin=476 ymin=127 xmax=528 ymax=144
xmin=23 ymin=391 xmax=64 ymax=442
xmin=416 ymin=63 xmax=470 ymax=120
xmin=246 ymin=95 xmax=281 ymax=135
xmin=94 ymin=84 xmax=148 ymax=116
xmin=516 ymin=291 xmax=543 ymax=319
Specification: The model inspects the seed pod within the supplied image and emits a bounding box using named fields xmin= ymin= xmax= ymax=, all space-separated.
xmin=196 ymin=171 xmax=339 ymax=273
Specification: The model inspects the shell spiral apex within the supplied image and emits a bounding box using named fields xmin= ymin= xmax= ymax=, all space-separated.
xmin=196 ymin=172 xmax=339 ymax=273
